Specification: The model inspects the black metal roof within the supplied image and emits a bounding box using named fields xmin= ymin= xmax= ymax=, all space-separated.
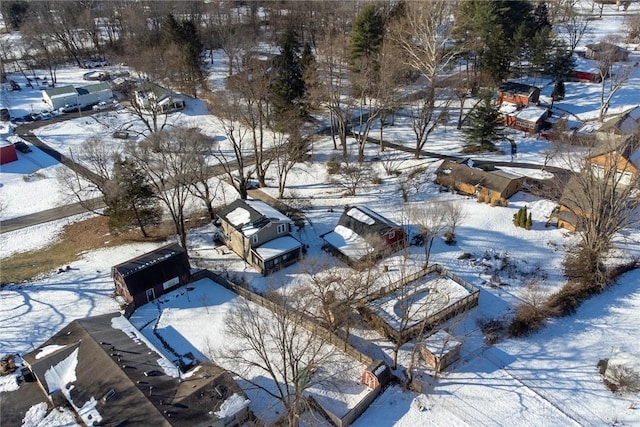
xmin=498 ymin=81 xmax=539 ymax=96
xmin=112 ymin=243 xmax=187 ymax=278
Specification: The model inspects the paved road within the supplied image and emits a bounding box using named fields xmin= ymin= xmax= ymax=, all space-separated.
xmin=1 ymin=114 xmax=570 ymax=234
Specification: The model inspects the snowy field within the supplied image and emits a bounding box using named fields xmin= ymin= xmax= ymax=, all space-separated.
xmin=2 ymin=1 xmax=640 ymax=425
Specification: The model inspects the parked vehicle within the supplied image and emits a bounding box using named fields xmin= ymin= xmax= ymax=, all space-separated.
xmin=92 ymin=101 xmax=110 ymax=111
xmin=59 ymin=103 xmax=80 ymax=113
xmin=29 ymin=113 xmax=42 ymax=121
xmin=39 ymin=111 xmax=52 ymax=120
xmin=13 ymin=140 xmax=32 ymax=153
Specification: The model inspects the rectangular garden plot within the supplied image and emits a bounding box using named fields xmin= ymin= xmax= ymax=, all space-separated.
xmin=359 ymin=264 xmax=479 ymax=343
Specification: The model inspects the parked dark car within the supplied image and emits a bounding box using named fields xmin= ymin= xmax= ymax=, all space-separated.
xmin=13 ymin=140 xmax=32 ymax=153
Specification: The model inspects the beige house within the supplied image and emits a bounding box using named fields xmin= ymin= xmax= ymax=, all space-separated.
xmin=435 ymin=159 xmax=524 ymax=205
xmin=216 ymin=199 xmax=303 ymax=275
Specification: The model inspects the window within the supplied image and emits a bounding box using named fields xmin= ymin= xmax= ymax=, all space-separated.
xmin=615 ymin=170 xmax=633 ymax=186
xmin=389 ymin=231 xmax=395 ymax=239
xmin=251 ymin=234 xmax=258 ymax=244
xmin=277 ymin=223 xmax=287 ymax=234
xmin=590 ymin=163 xmax=605 ymax=179
xmin=162 ymin=276 xmax=179 ymax=290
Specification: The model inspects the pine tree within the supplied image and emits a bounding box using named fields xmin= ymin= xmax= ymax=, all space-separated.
xmin=271 ymin=28 xmax=306 ymax=128
xmin=107 ymin=158 xmax=161 ymax=237
xmin=526 ymin=212 xmax=533 ymax=230
xmin=464 ymin=92 xmax=505 ymax=152
xmin=349 ymin=4 xmax=384 ymax=67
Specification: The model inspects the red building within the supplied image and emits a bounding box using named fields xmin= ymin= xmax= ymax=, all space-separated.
xmin=0 ymin=141 xmax=18 ymax=165
xmin=321 ymin=205 xmax=407 ymax=266
xmin=361 ymin=360 xmax=391 ymax=390
xmin=497 ymin=81 xmax=541 ymax=107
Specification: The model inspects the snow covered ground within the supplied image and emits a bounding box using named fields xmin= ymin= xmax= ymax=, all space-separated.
xmin=2 ymin=2 xmax=640 ymax=425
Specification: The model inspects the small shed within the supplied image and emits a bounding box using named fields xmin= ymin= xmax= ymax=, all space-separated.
xmin=585 ymin=42 xmax=630 ymax=62
xmin=420 ymin=330 xmax=462 ymax=373
xmin=112 ymin=243 xmax=191 ymax=308
xmin=497 ymin=81 xmax=540 ymax=107
xmin=361 ymin=360 xmax=391 ymax=390
xmin=503 ymin=105 xmax=549 ymax=133
xmin=0 ymin=140 xmax=18 ymax=165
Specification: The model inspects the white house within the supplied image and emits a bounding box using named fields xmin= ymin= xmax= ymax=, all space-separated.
xmin=133 ymin=82 xmax=185 ymax=114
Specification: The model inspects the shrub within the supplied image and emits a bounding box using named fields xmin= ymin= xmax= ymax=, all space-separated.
xmin=602 ymin=364 xmax=640 ymax=394
xmin=443 ymin=231 xmax=456 ymax=245
xmin=508 ymin=303 xmax=547 ymax=337
xmin=326 ymin=154 xmax=341 ymax=175
xmin=490 ymin=198 xmax=498 ymax=207
xmin=371 ymin=176 xmax=382 ymax=185
xmin=513 ymin=206 xmax=532 ymax=229
xmin=477 ymin=194 xmax=486 ymax=203
xmin=477 ymin=317 xmax=507 ymax=344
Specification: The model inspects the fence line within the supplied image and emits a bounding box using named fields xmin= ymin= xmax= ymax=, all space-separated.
xmin=191 ymin=269 xmax=374 ymax=366
xmin=358 ymin=264 xmax=480 ymax=343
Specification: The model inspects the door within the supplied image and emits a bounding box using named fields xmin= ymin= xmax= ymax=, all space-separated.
xmin=146 ymin=288 xmax=155 ymax=302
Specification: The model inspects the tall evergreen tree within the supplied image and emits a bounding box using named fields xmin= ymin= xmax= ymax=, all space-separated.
xmin=349 ymin=3 xmax=384 ymax=68
xmin=106 ymin=158 xmax=161 ymax=237
xmin=464 ymin=92 xmax=505 ymax=152
xmin=271 ymin=28 xmax=306 ymax=128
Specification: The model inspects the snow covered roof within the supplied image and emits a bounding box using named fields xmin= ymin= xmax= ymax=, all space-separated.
xmin=218 ymin=198 xmax=292 ymax=237
xmin=254 ymin=235 xmax=303 ymax=262
xmin=21 ymin=312 xmax=248 ymax=427
xmin=515 ymin=106 xmax=548 ymax=122
xmin=323 ymin=224 xmax=375 ymax=260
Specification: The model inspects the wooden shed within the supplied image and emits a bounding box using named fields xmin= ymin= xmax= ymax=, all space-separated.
xmin=112 ymin=243 xmax=191 ymax=308
xmin=420 ymin=330 xmax=462 ymax=373
xmin=497 ymin=81 xmax=540 ymax=107
xmin=585 ymin=42 xmax=630 ymax=62
xmin=361 ymin=360 xmax=391 ymax=390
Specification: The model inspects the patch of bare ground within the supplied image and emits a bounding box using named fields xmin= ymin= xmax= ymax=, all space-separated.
xmin=1 ymin=213 xmax=211 ymax=286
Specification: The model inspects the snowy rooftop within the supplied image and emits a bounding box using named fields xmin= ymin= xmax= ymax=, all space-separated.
xmin=323 ymin=224 xmax=374 ymax=260
xmin=254 ymin=235 xmax=302 ymax=261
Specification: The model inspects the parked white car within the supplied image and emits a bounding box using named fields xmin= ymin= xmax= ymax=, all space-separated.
xmin=59 ymin=103 xmax=80 ymax=113
xmin=92 ymin=101 xmax=109 ymax=111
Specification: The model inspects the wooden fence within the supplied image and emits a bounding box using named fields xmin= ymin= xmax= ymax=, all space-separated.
xmin=358 ymin=264 xmax=480 ymax=344
xmin=191 ymin=269 xmax=374 ymax=367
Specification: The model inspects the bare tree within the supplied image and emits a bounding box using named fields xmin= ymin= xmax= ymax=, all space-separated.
xmin=210 ymin=90 xmax=255 ymax=199
xmin=597 ymin=53 xmax=632 ymax=122
xmin=182 ymin=129 xmax=223 ymax=220
xmin=559 ymin=135 xmax=640 ymax=288
xmin=126 ymin=129 xmax=198 ymax=253
xmin=127 ymin=85 xmax=173 ymax=135
xmin=442 ymin=201 xmax=465 ymax=245
xmin=389 ymin=1 xmax=458 ymax=159
xmin=204 ymin=1 xmax=255 ymax=75
xmin=408 ymin=202 xmax=449 ymax=268
xmin=217 ymin=289 xmax=346 ymax=427
xmin=271 ymin=121 xmax=310 ymax=199
xmin=313 ymin=31 xmax=355 ymax=157
xmin=557 ymin=5 xmax=591 ymax=54
xmin=302 ymin=259 xmax=376 ymax=343
xmin=227 ymin=60 xmax=272 ymax=187
xmin=57 ymin=137 xmax=120 ymax=214
xmin=329 ymin=155 xmax=372 ymax=196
